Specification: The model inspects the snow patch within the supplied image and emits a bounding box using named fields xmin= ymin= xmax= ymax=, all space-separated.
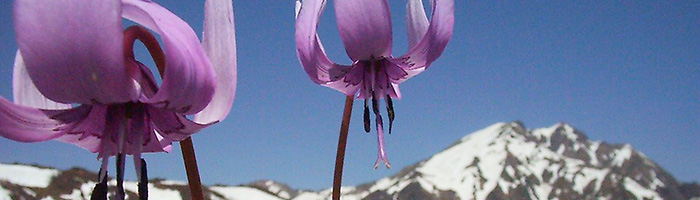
xmin=292 ymin=192 xmax=324 ymax=200
xmin=612 ymin=145 xmax=632 ymax=167
xmin=0 ymin=186 xmax=10 ymax=200
xmin=158 ymin=180 xmax=187 ymax=185
xmin=0 ymin=164 xmax=59 ymax=188
xmin=211 ymin=186 xmax=284 ymax=200
xmin=624 ymin=177 xmax=661 ymax=200
xmin=588 ymin=142 xmax=600 ymax=166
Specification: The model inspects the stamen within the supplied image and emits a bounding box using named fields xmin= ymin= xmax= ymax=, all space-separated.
xmin=123 ymin=26 xmax=167 ymax=75
xmin=371 ymin=98 xmax=379 ymax=115
xmin=385 ymin=95 xmax=395 ymax=134
xmin=363 ymin=99 xmax=370 ymax=133
xmin=99 ymin=157 xmax=109 ymax=183
xmin=116 ymin=153 xmax=126 ymax=200
xmin=90 ymin=168 xmax=108 ymax=200
xmin=138 ymin=159 xmax=149 ymax=200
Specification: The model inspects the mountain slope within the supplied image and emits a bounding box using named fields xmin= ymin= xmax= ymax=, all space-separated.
xmin=1 ymin=122 xmax=698 ymax=200
xmin=305 ymin=122 xmax=697 ymax=200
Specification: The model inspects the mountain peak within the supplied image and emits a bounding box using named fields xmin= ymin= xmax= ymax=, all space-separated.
xmin=328 ymin=122 xmax=697 ymax=200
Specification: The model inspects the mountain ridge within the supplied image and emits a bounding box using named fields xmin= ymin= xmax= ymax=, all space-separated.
xmin=1 ymin=122 xmax=698 ymax=200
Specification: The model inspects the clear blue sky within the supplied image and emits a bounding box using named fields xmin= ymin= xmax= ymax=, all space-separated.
xmin=0 ymin=0 xmax=698 ymax=190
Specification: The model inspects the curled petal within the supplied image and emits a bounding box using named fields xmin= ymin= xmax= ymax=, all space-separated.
xmin=334 ymin=0 xmax=393 ymax=60
xmin=122 ymin=0 xmax=216 ymax=115
xmin=194 ymin=0 xmax=237 ymax=124
xmin=0 ymin=97 xmax=90 ymax=143
xmin=148 ymin=107 xmax=211 ymax=141
xmin=390 ymin=0 xmax=454 ymax=82
xmin=295 ymin=0 xmax=359 ymax=96
xmin=12 ymin=51 xmax=71 ymax=110
xmin=14 ymin=0 xmax=136 ymax=104
xmin=406 ymin=0 xmax=429 ymax=48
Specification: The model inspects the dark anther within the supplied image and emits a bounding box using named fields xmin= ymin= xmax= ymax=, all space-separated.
xmin=386 ymin=95 xmax=395 ymax=134
xmin=364 ymin=99 xmax=371 ymax=132
xmin=90 ymin=169 xmax=108 ymax=200
xmin=116 ymin=154 xmax=125 ymax=200
xmin=139 ymin=159 xmax=149 ymax=200
xmin=371 ymin=98 xmax=379 ymax=115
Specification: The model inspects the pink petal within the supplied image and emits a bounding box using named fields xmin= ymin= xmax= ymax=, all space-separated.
xmin=334 ymin=0 xmax=393 ymax=61
xmin=12 ymin=51 xmax=71 ymax=110
xmin=194 ymin=0 xmax=238 ymax=124
xmin=295 ymin=0 xmax=360 ymax=96
xmin=148 ymin=106 xmax=211 ymax=141
xmin=55 ymin=105 xmax=108 ymax=153
xmin=0 ymin=97 xmax=89 ymax=143
xmin=14 ymin=0 xmax=137 ymax=105
xmin=389 ymin=0 xmax=454 ymax=83
xmin=122 ymin=0 xmax=216 ymax=115
xmin=406 ymin=0 xmax=430 ymax=48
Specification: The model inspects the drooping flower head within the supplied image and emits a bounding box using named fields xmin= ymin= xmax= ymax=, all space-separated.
xmin=295 ymin=0 xmax=454 ymax=168
xmin=1 ymin=0 xmax=236 ymax=198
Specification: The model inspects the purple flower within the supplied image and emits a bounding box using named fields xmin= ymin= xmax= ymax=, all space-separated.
xmin=1 ymin=0 xmax=236 ymax=195
xmin=295 ymin=0 xmax=454 ymax=168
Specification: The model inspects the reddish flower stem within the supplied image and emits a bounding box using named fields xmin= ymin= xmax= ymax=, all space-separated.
xmin=123 ymin=26 xmax=166 ymax=74
xmin=181 ymin=137 xmax=205 ymax=200
xmin=333 ymin=96 xmax=354 ymax=200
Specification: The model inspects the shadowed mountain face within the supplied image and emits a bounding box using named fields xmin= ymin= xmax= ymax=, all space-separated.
xmin=1 ymin=122 xmax=698 ymax=200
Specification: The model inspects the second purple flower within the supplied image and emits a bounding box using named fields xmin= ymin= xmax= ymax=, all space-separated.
xmin=295 ymin=0 xmax=454 ymax=168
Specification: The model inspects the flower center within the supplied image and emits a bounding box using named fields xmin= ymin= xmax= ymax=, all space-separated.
xmin=90 ymin=26 xmax=167 ymax=200
xmin=361 ymin=58 xmax=396 ymax=134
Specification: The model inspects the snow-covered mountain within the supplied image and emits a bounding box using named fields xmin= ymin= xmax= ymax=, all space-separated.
xmin=320 ymin=122 xmax=700 ymax=200
xmin=1 ymin=122 xmax=698 ymax=200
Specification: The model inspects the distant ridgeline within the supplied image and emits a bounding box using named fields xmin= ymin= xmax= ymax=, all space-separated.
xmin=1 ymin=122 xmax=699 ymax=200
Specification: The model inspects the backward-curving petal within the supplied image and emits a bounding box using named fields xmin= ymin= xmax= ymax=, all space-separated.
xmin=295 ymin=0 xmax=359 ymax=96
xmin=334 ymin=0 xmax=393 ymax=61
xmin=0 ymin=97 xmax=90 ymax=143
xmin=12 ymin=51 xmax=71 ymax=110
xmin=14 ymin=0 xmax=136 ymax=105
xmin=389 ymin=0 xmax=454 ymax=83
xmin=194 ymin=0 xmax=237 ymax=124
xmin=148 ymin=107 xmax=210 ymax=141
xmin=406 ymin=0 xmax=429 ymax=48
xmin=121 ymin=0 xmax=216 ymax=115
